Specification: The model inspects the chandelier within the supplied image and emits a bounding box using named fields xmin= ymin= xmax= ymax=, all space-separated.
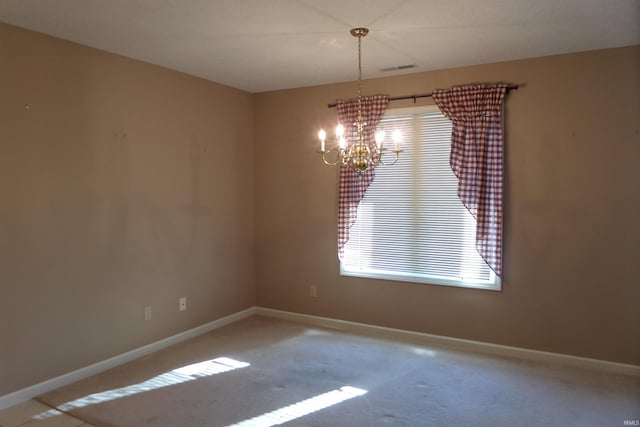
xmin=318 ymin=28 xmax=401 ymax=173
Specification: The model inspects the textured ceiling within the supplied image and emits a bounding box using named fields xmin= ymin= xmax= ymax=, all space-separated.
xmin=1 ymin=0 xmax=639 ymax=93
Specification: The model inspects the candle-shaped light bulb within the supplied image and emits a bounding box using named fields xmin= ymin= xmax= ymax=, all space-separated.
xmin=336 ymin=124 xmax=344 ymax=138
xmin=318 ymin=129 xmax=326 ymax=152
xmin=392 ymin=129 xmax=402 ymax=151
xmin=339 ymin=136 xmax=346 ymax=149
xmin=375 ymin=129 xmax=385 ymax=149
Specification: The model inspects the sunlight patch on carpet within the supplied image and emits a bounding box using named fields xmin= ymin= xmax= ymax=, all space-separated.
xmin=228 ymin=386 xmax=367 ymax=427
xmin=34 ymin=357 xmax=249 ymax=420
xmin=409 ymin=346 xmax=437 ymax=357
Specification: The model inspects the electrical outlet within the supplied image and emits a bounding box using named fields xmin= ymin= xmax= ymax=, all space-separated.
xmin=179 ymin=297 xmax=187 ymax=311
xmin=144 ymin=306 xmax=152 ymax=320
xmin=309 ymin=286 xmax=317 ymax=298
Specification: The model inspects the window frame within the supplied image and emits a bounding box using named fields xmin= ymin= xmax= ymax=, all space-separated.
xmin=339 ymin=105 xmax=502 ymax=291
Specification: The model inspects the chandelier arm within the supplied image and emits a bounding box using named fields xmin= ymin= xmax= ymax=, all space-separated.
xmin=378 ymin=150 xmax=402 ymax=166
xmin=320 ymin=148 xmax=343 ymax=166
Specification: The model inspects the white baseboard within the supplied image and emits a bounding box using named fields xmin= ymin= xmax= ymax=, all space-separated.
xmin=254 ymin=307 xmax=640 ymax=377
xmin=0 ymin=307 xmax=256 ymax=411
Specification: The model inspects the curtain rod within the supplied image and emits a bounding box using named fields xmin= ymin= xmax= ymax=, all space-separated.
xmin=327 ymin=84 xmax=519 ymax=108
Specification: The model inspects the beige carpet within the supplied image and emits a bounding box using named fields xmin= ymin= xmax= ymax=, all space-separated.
xmin=37 ymin=316 xmax=640 ymax=426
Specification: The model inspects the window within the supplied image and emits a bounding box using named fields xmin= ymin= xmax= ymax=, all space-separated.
xmin=341 ymin=105 xmax=500 ymax=290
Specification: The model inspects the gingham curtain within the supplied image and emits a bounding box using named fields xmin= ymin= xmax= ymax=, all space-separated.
xmin=337 ymin=95 xmax=390 ymax=259
xmin=432 ymin=84 xmax=507 ymax=277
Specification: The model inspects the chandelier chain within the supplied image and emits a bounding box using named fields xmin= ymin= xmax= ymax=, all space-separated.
xmin=356 ymin=32 xmax=363 ymax=143
xmin=357 ymin=33 xmax=362 ymax=100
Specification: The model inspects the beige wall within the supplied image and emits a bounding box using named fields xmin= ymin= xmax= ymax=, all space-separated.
xmin=254 ymin=45 xmax=640 ymax=365
xmin=0 ymin=23 xmax=255 ymax=396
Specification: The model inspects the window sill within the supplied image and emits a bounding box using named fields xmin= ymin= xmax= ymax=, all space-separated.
xmin=340 ymin=265 xmax=501 ymax=291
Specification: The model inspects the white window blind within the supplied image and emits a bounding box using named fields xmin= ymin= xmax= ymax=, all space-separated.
xmin=341 ymin=105 xmax=500 ymax=290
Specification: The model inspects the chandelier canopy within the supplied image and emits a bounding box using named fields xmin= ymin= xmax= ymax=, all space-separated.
xmin=318 ymin=28 xmax=401 ymax=173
